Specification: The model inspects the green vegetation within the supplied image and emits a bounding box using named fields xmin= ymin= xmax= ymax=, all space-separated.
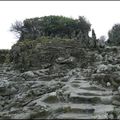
xmin=108 ymin=24 xmax=120 ymax=45
xmin=9 ymin=15 xmax=120 ymax=50
xmin=10 ymin=15 xmax=91 ymax=41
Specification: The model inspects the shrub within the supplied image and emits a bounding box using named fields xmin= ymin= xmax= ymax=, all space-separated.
xmin=11 ymin=15 xmax=91 ymax=41
xmin=108 ymin=24 xmax=120 ymax=45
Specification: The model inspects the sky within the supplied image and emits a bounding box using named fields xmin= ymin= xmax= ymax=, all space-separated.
xmin=0 ymin=1 xmax=120 ymax=49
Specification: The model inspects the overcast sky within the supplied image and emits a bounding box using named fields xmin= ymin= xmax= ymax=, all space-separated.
xmin=0 ymin=1 xmax=120 ymax=49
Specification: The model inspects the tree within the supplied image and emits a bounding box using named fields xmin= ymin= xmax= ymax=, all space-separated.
xmin=108 ymin=24 xmax=120 ymax=45
xmin=10 ymin=20 xmax=23 ymax=38
xmin=91 ymin=29 xmax=97 ymax=48
xmin=92 ymin=29 xmax=96 ymax=40
xmin=78 ymin=16 xmax=91 ymax=36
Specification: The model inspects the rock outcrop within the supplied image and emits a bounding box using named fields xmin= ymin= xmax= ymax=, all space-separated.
xmin=9 ymin=38 xmax=95 ymax=72
xmin=0 ymin=39 xmax=120 ymax=119
xmin=0 ymin=50 xmax=9 ymax=64
xmin=0 ymin=64 xmax=120 ymax=119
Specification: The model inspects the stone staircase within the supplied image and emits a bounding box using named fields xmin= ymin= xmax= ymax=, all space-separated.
xmin=0 ymin=66 xmax=118 ymax=119
xmin=39 ymin=69 xmax=115 ymax=119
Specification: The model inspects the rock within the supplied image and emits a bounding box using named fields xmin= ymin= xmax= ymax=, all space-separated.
xmin=91 ymin=73 xmax=120 ymax=88
xmin=56 ymin=90 xmax=65 ymax=102
xmin=0 ymin=80 xmax=15 ymax=95
xmin=27 ymin=102 xmax=37 ymax=107
xmin=96 ymin=64 xmax=119 ymax=74
xmin=41 ymin=63 xmax=52 ymax=69
xmin=67 ymin=68 xmax=81 ymax=77
xmin=20 ymin=71 xmax=37 ymax=81
xmin=1 ymin=114 xmax=11 ymax=119
xmin=23 ymin=71 xmax=35 ymax=77
xmin=15 ymin=93 xmax=24 ymax=100
xmin=42 ymin=92 xmax=59 ymax=103
xmin=100 ymin=96 xmax=112 ymax=104
xmin=69 ymin=93 xmax=101 ymax=104
xmin=12 ymin=112 xmax=31 ymax=119
xmin=107 ymin=111 xmax=118 ymax=119
xmin=56 ymin=56 xmax=76 ymax=65
xmin=2 ymin=44 xmax=120 ymax=119
xmin=10 ymin=75 xmax=26 ymax=81
xmin=107 ymin=82 xmax=111 ymax=87
xmin=0 ymin=105 xmax=3 ymax=111
xmin=56 ymin=57 xmax=65 ymax=62
xmin=0 ymin=79 xmax=9 ymax=87
xmin=118 ymin=86 xmax=120 ymax=94
xmin=95 ymin=54 xmax=103 ymax=62
xmin=96 ymin=64 xmax=108 ymax=73
xmin=116 ymin=65 xmax=120 ymax=71
xmin=0 ymin=50 xmax=9 ymax=64
xmin=59 ymin=76 xmax=69 ymax=82
xmin=112 ymin=100 xmax=120 ymax=106
xmin=33 ymin=69 xmax=49 ymax=76
xmin=65 ymin=56 xmax=76 ymax=63
xmin=31 ymin=107 xmax=50 ymax=119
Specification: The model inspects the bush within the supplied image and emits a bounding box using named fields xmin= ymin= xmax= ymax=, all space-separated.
xmin=108 ymin=24 xmax=120 ymax=45
xmin=11 ymin=15 xmax=91 ymax=41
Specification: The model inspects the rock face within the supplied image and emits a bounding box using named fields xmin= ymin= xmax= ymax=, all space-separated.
xmin=0 ymin=63 xmax=119 ymax=119
xmin=10 ymin=38 xmax=95 ymax=72
xmin=1 ymin=41 xmax=120 ymax=119
xmin=0 ymin=50 xmax=9 ymax=64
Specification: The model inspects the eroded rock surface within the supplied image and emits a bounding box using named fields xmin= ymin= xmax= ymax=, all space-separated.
xmin=1 ymin=46 xmax=120 ymax=119
xmin=0 ymin=64 xmax=119 ymax=119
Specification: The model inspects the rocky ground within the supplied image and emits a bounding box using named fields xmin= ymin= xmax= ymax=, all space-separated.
xmin=0 ymin=46 xmax=120 ymax=119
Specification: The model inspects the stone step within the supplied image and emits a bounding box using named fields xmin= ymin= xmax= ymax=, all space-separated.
xmin=71 ymin=82 xmax=90 ymax=88
xmin=55 ymin=113 xmax=107 ymax=119
xmin=71 ymin=79 xmax=88 ymax=83
xmin=79 ymin=86 xmax=109 ymax=91
xmin=70 ymin=95 xmax=101 ymax=104
xmin=49 ymin=103 xmax=113 ymax=118
xmin=71 ymin=80 xmax=110 ymax=91
xmin=50 ymin=103 xmax=114 ymax=113
xmin=51 ymin=103 xmax=114 ymax=119
xmin=51 ymin=104 xmax=95 ymax=114
xmin=70 ymin=93 xmax=112 ymax=104
xmin=76 ymin=88 xmax=112 ymax=96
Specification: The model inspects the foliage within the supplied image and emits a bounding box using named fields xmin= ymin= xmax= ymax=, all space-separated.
xmin=92 ymin=29 xmax=96 ymax=40
xmin=78 ymin=16 xmax=91 ymax=35
xmin=10 ymin=21 xmax=23 ymax=38
xmin=11 ymin=15 xmax=91 ymax=41
xmin=108 ymin=24 xmax=120 ymax=45
xmin=88 ymin=29 xmax=98 ymax=48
